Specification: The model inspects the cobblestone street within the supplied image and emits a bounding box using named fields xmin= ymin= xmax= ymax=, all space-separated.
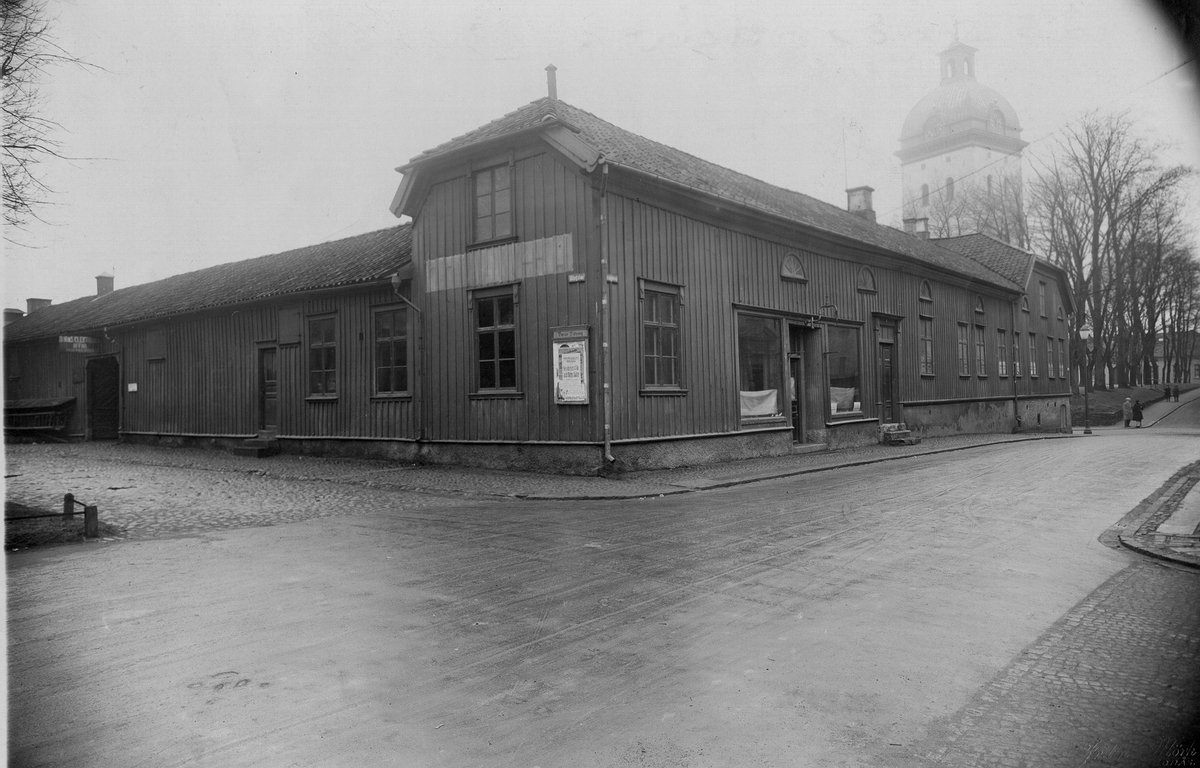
xmin=6 ymin=396 xmax=1200 ymax=766
xmin=922 ymin=560 xmax=1200 ymax=767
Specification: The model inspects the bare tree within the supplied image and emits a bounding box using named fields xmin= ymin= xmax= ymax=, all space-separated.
xmin=1027 ymin=111 xmax=1183 ymax=390
xmin=2 ymin=0 xmax=81 ymax=235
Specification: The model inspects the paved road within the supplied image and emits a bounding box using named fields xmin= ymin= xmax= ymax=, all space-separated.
xmin=6 ymin=399 xmax=1200 ymax=766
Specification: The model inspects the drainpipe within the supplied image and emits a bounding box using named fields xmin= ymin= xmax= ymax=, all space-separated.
xmin=599 ymin=162 xmax=615 ymax=463
xmin=1010 ymin=300 xmax=1020 ymax=432
xmin=391 ymin=277 xmax=425 ymax=444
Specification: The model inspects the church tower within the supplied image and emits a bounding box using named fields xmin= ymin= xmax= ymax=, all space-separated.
xmin=897 ymin=39 xmax=1028 ymax=243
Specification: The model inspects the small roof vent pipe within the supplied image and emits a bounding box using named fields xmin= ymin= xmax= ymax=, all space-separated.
xmin=546 ymin=64 xmax=557 ymax=100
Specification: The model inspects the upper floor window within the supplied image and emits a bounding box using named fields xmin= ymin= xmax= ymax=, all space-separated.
xmin=374 ymin=307 xmax=409 ymax=395
xmin=473 ymin=164 xmax=513 ymax=244
xmin=642 ymin=283 xmax=682 ymax=389
xmin=308 ymin=316 xmax=337 ymax=397
xmin=475 ymin=286 xmax=518 ymax=391
xmin=1039 ymin=282 xmax=1048 ymax=317
xmin=1021 ymin=296 xmax=1030 ymax=313
xmin=919 ymin=280 xmax=933 ymax=302
xmin=856 ymin=267 xmax=877 ymax=294
xmin=974 ymin=295 xmax=985 ymax=314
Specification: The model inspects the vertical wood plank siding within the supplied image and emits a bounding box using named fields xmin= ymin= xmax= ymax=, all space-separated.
xmin=602 ymin=192 xmax=1072 ymax=440
xmin=4 ymin=337 xmax=119 ymax=436
xmin=115 ymin=285 xmax=415 ymax=439
xmin=413 ymin=150 xmax=597 ymax=442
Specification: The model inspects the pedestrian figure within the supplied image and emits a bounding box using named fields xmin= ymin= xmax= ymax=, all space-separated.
xmin=1132 ymin=400 xmax=1143 ymax=428
xmin=1122 ymin=397 xmax=1132 ymax=428
xmin=1172 ymin=385 xmax=1179 ymax=402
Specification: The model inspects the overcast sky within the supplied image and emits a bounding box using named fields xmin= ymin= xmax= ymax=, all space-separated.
xmin=4 ymin=0 xmax=1198 ymax=310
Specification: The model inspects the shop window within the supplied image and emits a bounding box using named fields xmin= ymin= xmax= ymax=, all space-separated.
xmin=997 ymin=329 xmax=1008 ymax=376
xmin=474 ymin=286 xmax=519 ymax=391
xmin=642 ymin=283 xmax=682 ymax=389
xmin=826 ymin=325 xmax=862 ymax=416
xmin=919 ymin=315 xmax=934 ymax=376
xmin=473 ymin=164 xmax=513 ymax=244
xmin=975 ymin=325 xmax=986 ymax=376
xmin=737 ymin=314 xmax=782 ymax=418
xmin=374 ymin=306 xmax=408 ymax=395
xmin=308 ymin=316 xmax=337 ymax=397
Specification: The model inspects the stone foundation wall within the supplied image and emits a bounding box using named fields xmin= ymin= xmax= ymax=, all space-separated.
xmin=609 ymin=428 xmax=794 ymax=473
xmin=902 ymin=396 xmax=1071 ymax=437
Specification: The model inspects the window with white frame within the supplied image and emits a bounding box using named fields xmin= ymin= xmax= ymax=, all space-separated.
xmin=473 ymin=164 xmax=513 ymax=244
xmin=997 ymin=329 xmax=1008 ymax=376
xmin=1028 ymin=333 xmax=1038 ymax=377
xmin=474 ymin=286 xmax=518 ymax=391
xmin=975 ymin=325 xmax=986 ymax=376
xmin=642 ymin=283 xmax=682 ymax=389
xmin=308 ymin=316 xmax=337 ymax=396
xmin=373 ymin=306 xmax=408 ymax=395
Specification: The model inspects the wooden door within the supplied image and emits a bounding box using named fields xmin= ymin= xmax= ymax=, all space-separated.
xmin=86 ymin=356 xmax=120 ymax=440
xmin=258 ymin=347 xmax=279 ymax=433
xmin=879 ymin=341 xmax=897 ymax=423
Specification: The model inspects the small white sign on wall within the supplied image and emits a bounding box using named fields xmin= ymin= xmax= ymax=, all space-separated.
xmin=127 ymin=382 xmax=138 ymax=392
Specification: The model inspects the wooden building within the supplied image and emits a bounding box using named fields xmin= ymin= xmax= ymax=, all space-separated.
xmin=4 ymin=91 xmax=1074 ymax=473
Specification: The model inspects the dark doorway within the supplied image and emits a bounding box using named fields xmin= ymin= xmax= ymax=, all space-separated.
xmin=877 ymin=320 xmax=899 ymax=422
xmin=86 ymin=356 xmax=120 ymax=440
xmin=790 ymin=355 xmax=805 ymax=442
xmin=258 ymin=347 xmax=279 ymax=433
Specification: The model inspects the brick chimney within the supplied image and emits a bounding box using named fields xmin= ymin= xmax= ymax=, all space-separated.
xmin=26 ymin=298 xmax=51 ymax=314
xmin=846 ymin=186 xmax=876 ymax=224
xmin=545 ymin=64 xmax=558 ymax=100
xmin=903 ymin=217 xmax=930 ymax=240
xmin=4 ymin=308 xmax=25 ymax=325
xmin=96 ymin=272 xmax=114 ymax=296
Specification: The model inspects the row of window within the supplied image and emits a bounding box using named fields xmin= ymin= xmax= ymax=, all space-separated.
xmin=301 ymin=282 xmax=1064 ymax=405
xmin=306 ymin=308 xmax=409 ymax=398
xmin=939 ymin=322 xmax=1067 ymax=380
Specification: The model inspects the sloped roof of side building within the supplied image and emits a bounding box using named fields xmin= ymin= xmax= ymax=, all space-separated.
xmin=4 ymin=224 xmax=412 ymax=343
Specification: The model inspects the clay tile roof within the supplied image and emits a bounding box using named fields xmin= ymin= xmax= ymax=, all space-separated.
xmin=4 ymin=224 xmax=412 ymax=343
xmin=932 ymin=232 xmax=1033 ymax=287
xmin=405 ymin=97 xmax=1023 ymax=291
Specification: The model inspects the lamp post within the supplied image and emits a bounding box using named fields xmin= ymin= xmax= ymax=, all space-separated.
xmin=1083 ymin=336 xmax=1094 ymax=435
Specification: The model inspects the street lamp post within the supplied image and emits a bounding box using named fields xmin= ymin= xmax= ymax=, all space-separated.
xmin=1083 ymin=336 xmax=1094 ymax=435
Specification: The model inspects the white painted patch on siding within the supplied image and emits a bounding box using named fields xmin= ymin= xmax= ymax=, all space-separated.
xmin=426 ymin=234 xmax=574 ymax=292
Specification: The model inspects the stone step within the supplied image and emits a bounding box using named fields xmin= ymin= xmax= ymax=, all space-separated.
xmin=229 ymin=437 xmax=279 ymax=458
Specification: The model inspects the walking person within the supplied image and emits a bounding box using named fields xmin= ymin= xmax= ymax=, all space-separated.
xmin=1132 ymin=399 xmax=1144 ymax=428
xmin=1172 ymin=385 xmax=1180 ymax=402
xmin=1122 ymin=397 xmax=1133 ymax=428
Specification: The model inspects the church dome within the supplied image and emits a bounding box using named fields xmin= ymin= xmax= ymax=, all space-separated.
xmin=899 ymin=40 xmax=1022 ymax=145
xmin=900 ymin=80 xmax=1022 ymax=142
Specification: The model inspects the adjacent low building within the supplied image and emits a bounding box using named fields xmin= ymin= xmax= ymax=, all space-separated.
xmin=4 ymin=87 xmax=1074 ymax=472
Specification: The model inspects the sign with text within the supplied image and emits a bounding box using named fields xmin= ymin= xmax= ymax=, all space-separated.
xmin=59 ymin=335 xmax=98 ymax=354
xmin=552 ymin=326 xmax=589 ymax=405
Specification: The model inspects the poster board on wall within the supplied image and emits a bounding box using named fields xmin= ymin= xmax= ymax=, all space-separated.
xmin=552 ymin=325 xmax=589 ymax=405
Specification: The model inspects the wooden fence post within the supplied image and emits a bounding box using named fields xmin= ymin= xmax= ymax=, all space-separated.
xmin=63 ymin=493 xmax=75 ymax=520
xmin=84 ymin=506 xmax=99 ymax=539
